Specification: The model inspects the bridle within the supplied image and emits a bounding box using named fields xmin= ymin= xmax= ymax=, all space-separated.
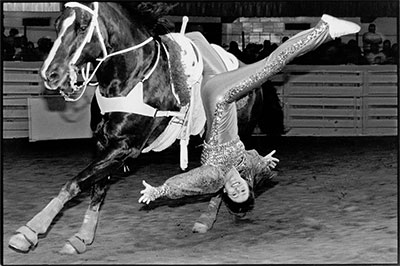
xmin=41 ymin=2 xmax=161 ymax=104
xmin=41 ymin=2 xmax=198 ymax=169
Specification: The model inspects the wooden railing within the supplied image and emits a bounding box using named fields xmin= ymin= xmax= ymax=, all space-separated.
xmin=270 ymin=65 xmax=398 ymax=136
xmin=3 ymin=61 xmax=44 ymax=138
xmin=3 ymin=61 xmax=94 ymax=140
xmin=2 ymin=62 xmax=398 ymax=139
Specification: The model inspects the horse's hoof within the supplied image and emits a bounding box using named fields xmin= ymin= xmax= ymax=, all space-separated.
xmin=59 ymin=242 xmax=78 ymax=255
xmin=192 ymin=222 xmax=209 ymax=233
xmin=9 ymin=233 xmax=33 ymax=252
xmin=59 ymin=235 xmax=86 ymax=254
xmin=9 ymin=226 xmax=38 ymax=252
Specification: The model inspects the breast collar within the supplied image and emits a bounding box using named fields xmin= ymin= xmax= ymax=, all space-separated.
xmin=95 ymin=40 xmax=184 ymax=118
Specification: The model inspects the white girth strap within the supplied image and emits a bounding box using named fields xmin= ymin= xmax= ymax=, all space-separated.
xmin=95 ymin=38 xmax=182 ymax=118
xmin=95 ymin=83 xmax=184 ymax=118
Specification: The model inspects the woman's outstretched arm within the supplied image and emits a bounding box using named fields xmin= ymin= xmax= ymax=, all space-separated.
xmin=139 ymin=165 xmax=225 ymax=204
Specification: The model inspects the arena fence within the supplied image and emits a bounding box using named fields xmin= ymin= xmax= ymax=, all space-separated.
xmin=2 ymin=62 xmax=398 ymax=139
xmin=270 ymin=65 xmax=398 ymax=136
xmin=3 ymin=61 xmax=93 ymax=140
xmin=3 ymin=61 xmax=43 ymax=139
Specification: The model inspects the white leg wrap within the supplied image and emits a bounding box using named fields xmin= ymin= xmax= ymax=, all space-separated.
xmin=26 ymin=197 xmax=64 ymax=234
xmin=76 ymin=208 xmax=100 ymax=245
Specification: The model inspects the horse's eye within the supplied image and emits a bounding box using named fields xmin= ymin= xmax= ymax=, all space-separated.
xmin=80 ymin=25 xmax=88 ymax=32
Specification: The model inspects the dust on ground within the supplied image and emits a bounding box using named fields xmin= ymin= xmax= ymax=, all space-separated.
xmin=2 ymin=136 xmax=398 ymax=264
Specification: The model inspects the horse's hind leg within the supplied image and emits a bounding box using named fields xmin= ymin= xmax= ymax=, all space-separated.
xmin=192 ymin=194 xmax=222 ymax=233
xmin=60 ymin=179 xmax=109 ymax=254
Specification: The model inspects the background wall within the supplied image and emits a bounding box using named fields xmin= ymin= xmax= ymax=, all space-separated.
xmin=3 ymin=10 xmax=397 ymax=52
xmin=3 ymin=11 xmax=59 ymax=45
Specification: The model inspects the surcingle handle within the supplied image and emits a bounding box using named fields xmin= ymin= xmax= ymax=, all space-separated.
xmin=180 ymin=16 xmax=189 ymax=35
xmin=180 ymin=139 xmax=188 ymax=170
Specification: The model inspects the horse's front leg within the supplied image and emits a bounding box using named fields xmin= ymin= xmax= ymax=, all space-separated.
xmin=60 ymin=179 xmax=109 ymax=255
xmin=8 ymin=144 xmax=139 ymax=253
xmin=192 ymin=194 xmax=222 ymax=233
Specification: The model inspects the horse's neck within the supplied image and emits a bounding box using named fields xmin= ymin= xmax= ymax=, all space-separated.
xmin=95 ymin=4 xmax=153 ymax=96
xmin=97 ymin=35 xmax=155 ymax=97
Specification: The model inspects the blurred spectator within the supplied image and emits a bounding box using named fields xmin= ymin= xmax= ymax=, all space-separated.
xmin=390 ymin=43 xmax=398 ymax=64
xmin=319 ymin=38 xmax=346 ymax=65
xmin=12 ymin=35 xmax=28 ymax=60
xmin=381 ymin=40 xmax=393 ymax=58
xmin=343 ymin=39 xmax=366 ymax=65
xmin=381 ymin=40 xmax=398 ymax=64
xmin=362 ymin=23 xmax=383 ymax=54
xmin=15 ymin=40 xmax=40 ymax=61
xmin=271 ymin=43 xmax=278 ymax=52
xmin=35 ymin=36 xmax=53 ymax=60
xmin=2 ymin=26 xmax=14 ymax=60
xmin=3 ymin=28 xmax=19 ymax=60
xmin=242 ymin=43 xmax=260 ymax=64
xmin=281 ymin=36 xmax=289 ymax=44
xmin=256 ymin=40 xmax=273 ymax=60
xmin=6 ymin=28 xmax=19 ymax=44
xmin=364 ymin=43 xmax=386 ymax=64
xmin=227 ymin=41 xmax=245 ymax=62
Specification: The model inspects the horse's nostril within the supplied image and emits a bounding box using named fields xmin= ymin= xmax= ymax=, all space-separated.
xmin=48 ymin=71 xmax=59 ymax=82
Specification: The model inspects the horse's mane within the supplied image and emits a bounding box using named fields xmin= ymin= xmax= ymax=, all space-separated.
xmin=104 ymin=2 xmax=190 ymax=106
xmin=160 ymin=35 xmax=191 ymax=106
xmin=119 ymin=2 xmax=176 ymax=36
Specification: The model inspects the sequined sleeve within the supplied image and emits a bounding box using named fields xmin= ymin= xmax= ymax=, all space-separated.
xmin=156 ymin=165 xmax=225 ymax=199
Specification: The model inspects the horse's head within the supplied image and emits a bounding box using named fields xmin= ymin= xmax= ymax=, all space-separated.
xmin=40 ymin=2 xmax=110 ymax=100
xmin=39 ymin=1 xmax=195 ymax=167
xmin=41 ymin=2 xmax=180 ymax=103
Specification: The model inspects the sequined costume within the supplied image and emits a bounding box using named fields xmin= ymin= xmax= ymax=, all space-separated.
xmin=143 ymin=17 xmax=349 ymax=201
xmin=148 ymin=148 xmax=275 ymax=200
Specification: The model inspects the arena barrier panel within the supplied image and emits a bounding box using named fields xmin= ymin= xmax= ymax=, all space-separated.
xmin=3 ymin=61 xmax=94 ymax=140
xmin=270 ymin=65 xmax=397 ymax=136
xmin=3 ymin=61 xmax=44 ymax=139
xmin=2 ymin=62 xmax=398 ymax=139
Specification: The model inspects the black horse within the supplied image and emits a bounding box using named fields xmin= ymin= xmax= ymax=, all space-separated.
xmin=8 ymin=2 xmax=282 ymax=254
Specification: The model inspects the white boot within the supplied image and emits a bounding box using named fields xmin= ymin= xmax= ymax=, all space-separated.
xmin=321 ymin=14 xmax=361 ymax=39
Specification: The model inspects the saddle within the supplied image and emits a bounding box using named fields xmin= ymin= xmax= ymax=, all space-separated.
xmin=142 ymin=32 xmax=240 ymax=170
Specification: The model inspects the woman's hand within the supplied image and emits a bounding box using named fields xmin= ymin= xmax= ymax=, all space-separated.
xmin=138 ymin=180 xmax=158 ymax=204
xmin=264 ymin=150 xmax=279 ymax=169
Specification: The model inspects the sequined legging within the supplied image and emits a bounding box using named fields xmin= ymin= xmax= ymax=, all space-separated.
xmin=198 ymin=19 xmax=331 ymax=146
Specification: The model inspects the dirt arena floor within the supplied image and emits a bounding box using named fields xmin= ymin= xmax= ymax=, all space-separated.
xmin=2 ymin=136 xmax=398 ymax=264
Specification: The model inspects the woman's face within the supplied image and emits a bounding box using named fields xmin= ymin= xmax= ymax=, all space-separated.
xmin=224 ymin=167 xmax=250 ymax=203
